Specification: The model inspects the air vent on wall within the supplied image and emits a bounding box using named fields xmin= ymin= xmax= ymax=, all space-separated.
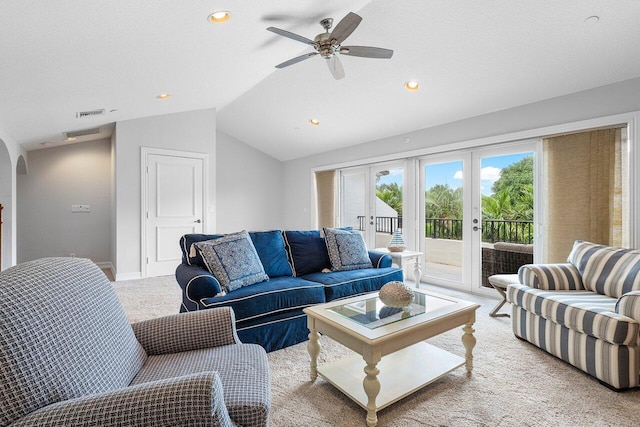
xmin=65 ymin=127 xmax=101 ymax=139
xmin=76 ymin=109 xmax=105 ymax=118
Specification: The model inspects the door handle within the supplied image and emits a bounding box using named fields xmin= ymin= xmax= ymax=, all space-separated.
xmin=194 ymin=219 xmax=202 ymax=223
xmin=473 ymin=226 xmax=480 ymax=231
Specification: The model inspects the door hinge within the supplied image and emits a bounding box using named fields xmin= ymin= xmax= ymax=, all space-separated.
xmin=146 ymin=257 xmax=149 ymax=264
xmin=146 ymin=211 xmax=149 ymax=219
xmin=146 ymin=166 xmax=149 ymax=173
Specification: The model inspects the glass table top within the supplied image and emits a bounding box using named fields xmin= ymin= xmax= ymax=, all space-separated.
xmin=328 ymin=291 xmax=457 ymax=329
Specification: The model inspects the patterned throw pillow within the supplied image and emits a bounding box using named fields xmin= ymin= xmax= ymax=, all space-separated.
xmin=323 ymin=227 xmax=373 ymax=271
xmin=194 ymin=230 xmax=269 ymax=292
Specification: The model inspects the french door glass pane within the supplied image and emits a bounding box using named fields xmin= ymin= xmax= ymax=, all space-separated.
xmin=423 ymin=161 xmax=463 ymax=283
xmin=342 ymin=172 xmax=367 ymax=232
xmin=479 ymin=152 xmax=534 ymax=288
xmin=374 ymin=167 xmax=403 ymax=248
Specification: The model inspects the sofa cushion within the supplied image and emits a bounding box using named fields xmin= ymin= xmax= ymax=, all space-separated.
xmin=180 ymin=233 xmax=224 ymax=266
xmin=195 ymin=231 xmax=269 ymax=292
xmin=283 ymin=230 xmax=331 ymax=276
xmin=567 ymin=240 xmax=640 ymax=298
xmin=199 ymin=276 xmax=326 ymax=323
xmin=303 ymin=267 xmax=404 ymax=301
xmin=323 ymin=227 xmax=373 ymax=271
xmin=248 ymin=231 xmax=292 ymax=277
xmin=507 ymin=283 xmax=639 ymax=345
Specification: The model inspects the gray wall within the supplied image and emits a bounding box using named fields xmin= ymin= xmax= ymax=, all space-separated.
xmin=282 ymin=77 xmax=640 ymax=231
xmin=114 ymin=108 xmax=216 ymax=279
xmin=216 ymin=131 xmax=284 ymax=233
xmin=17 ymin=139 xmax=112 ymax=263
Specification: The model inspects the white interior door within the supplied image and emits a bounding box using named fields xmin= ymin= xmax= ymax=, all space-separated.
xmin=144 ymin=150 xmax=205 ymax=277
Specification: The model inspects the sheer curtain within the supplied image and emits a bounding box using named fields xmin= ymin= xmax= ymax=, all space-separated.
xmin=315 ymin=170 xmax=337 ymax=229
xmin=543 ymin=126 xmax=628 ymax=262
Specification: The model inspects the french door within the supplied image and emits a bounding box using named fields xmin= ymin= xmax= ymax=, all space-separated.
xmin=419 ymin=141 xmax=537 ymax=292
xmin=340 ymin=162 xmax=404 ymax=250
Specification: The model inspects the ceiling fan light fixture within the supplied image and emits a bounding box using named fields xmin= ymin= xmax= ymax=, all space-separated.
xmin=309 ymin=119 xmax=320 ymax=126
xmin=404 ymin=81 xmax=419 ymax=91
xmin=208 ymin=11 xmax=231 ymax=24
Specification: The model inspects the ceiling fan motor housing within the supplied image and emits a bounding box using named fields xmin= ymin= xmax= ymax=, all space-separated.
xmin=314 ymin=32 xmax=337 ymax=58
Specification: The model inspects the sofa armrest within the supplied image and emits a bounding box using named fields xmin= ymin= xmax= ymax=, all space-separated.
xmin=616 ymin=291 xmax=640 ymax=322
xmin=132 ymin=307 xmax=240 ymax=355
xmin=11 ymin=373 xmax=232 ymax=427
xmin=369 ymin=251 xmax=392 ymax=268
xmin=176 ymin=263 xmax=222 ymax=302
xmin=518 ymin=263 xmax=585 ymax=291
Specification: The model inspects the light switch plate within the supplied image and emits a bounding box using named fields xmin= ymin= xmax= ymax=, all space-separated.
xmin=71 ymin=204 xmax=90 ymax=213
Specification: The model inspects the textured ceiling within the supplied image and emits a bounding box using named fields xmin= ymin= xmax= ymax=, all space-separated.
xmin=1 ymin=1 xmax=640 ymax=159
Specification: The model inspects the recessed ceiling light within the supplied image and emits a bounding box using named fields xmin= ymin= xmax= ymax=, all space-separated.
xmin=156 ymin=93 xmax=171 ymax=99
xmin=584 ymin=15 xmax=599 ymax=25
xmin=309 ymin=119 xmax=320 ymax=126
xmin=64 ymin=137 xmax=76 ymax=142
xmin=404 ymin=81 xmax=419 ymax=91
xmin=208 ymin=11 xmax=231 ymax=23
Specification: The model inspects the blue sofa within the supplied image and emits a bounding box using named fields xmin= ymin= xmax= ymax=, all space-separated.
xmin=176 ymin=230 xmax=404 ymax=352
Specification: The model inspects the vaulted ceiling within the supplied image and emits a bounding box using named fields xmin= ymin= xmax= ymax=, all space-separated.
xmin=2 ymin=1 xmax=640 ymax=160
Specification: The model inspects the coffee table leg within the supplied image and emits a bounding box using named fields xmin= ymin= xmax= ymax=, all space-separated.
xmin=363 ymin=362 xmax=381 ymax=427
xmin=462 ymin=323 xmax=476 ymax=374
xmin=308 ymin=328 xmax=321 ymax=381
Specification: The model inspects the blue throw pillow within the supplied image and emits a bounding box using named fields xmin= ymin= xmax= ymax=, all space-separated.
xmin=249 ymin=231 xmax=293 ymax=277
xmin=323 ymin=227 xmax=373 ymax=271
xmin=283 ymin=230 xmax=331 ymax=276
xmin=194 ymin=230 xmax=269 ymax=292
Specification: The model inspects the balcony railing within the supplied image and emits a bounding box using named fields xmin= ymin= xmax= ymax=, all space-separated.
xmin=355 ymin=216 xmax=533 ymax=244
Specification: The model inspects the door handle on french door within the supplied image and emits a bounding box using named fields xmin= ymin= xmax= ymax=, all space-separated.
xmin=473 ymin=226 xmax=480 ymax=231
xmin=194 ymin=219 xmax=202 ymax=223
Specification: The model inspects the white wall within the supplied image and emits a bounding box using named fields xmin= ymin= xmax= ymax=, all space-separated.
xmin=17 ymin=139 xmax=112 ymax=264
xmin=114 ymin=108 xmax=216 ymax=279
xmin=282 ymin=77 xmax=640 ymax=234
xmin=216 ymin=131 xmax=284 ymax=233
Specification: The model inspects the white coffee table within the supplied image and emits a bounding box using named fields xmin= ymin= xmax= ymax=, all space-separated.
xmin=304 ymin=289 xmax=479 ymax=427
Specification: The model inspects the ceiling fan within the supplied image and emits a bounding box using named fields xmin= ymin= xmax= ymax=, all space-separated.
xmin=267 ymin=12 xmax=393 ymax=80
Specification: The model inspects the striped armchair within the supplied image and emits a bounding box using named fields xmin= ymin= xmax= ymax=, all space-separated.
xmin=0 ymin=258 xmax=270 ymax=427
xmin=507 ymin=241 xmax=640 ymax=390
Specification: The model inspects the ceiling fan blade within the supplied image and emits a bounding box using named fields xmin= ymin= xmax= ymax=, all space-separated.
xmin=266 ymin=27 xmax=315 ymax=45
xmin=329 ymin=12 xmax=362 ymax=45
xmin=326 ymin=55 xmax=345 ymax=80
xmin=340 ymin=46 xmax=394 ymax=59
xmin=275 ymin=52 xmax=318 ymax=68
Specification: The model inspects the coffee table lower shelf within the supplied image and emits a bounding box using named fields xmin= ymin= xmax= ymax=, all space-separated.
xmin=316 ymin=341 xmax=464 ymax=411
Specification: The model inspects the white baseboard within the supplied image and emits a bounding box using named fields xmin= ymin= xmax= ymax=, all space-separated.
xmin=115 ymin=271 xmax=142 ymax=281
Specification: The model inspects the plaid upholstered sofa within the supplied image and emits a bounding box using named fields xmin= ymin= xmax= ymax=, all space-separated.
xmin=507 ymin=240 xmax=640 ymax=389
xmin=176 ymin=229 xmax=403 ymax=352
xmin=0 ymin=258 xmax=270 ymax=427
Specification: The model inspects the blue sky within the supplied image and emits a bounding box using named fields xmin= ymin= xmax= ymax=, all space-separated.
xmin=377 ymin=152 xmax=532 ymax=196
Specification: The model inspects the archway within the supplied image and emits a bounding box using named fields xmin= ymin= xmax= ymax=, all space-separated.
xmin=0 ymin=138 xmax=12 ymax=269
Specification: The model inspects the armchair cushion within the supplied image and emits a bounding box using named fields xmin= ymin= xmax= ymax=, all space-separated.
xmin=507 ymin=284 xmax=638 ymax=345
xmin=324 ymin=227 xmax=373 ymax=271
xmin=131 ymin=344 xmax=270 ymax=427
xmin=567 ymin=240 xmax=640 ymax=298
xmin=132 ymin=307 xmax=240 ymax=355
xmin=195 ymin=230 xmax=269 ymax=292
xmin=0 ymin=258 xmax=147 ymax=426
xmin=11 ymin=373 xmax=232 ymax=427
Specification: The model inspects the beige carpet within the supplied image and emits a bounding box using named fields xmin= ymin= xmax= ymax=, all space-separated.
xmin=112 ymin=276 xmax=640 ymax=427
